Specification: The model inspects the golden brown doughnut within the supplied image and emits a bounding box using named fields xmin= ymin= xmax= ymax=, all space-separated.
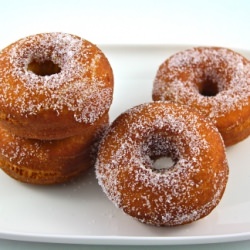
xmin=153 ymin=47 xmax=250 ymax=146
xmin=0 ymin=32 xmax=114 ymax=140
xmin=96 ymin=102 xmax=229 ymax=226
xmin=0 ymin=113 xmax=109 ymax=185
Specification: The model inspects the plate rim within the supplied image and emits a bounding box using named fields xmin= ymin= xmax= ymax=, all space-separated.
xmin=1 ymin=231 xmax=250 ymax=245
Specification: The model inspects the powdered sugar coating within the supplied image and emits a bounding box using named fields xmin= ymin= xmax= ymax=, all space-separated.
xmin=0 ymin=113 xmax=109 ymax=184
xmin=0 ymin=131 xmax=47 ymax=166
xmin=96 ymin=102 xmax=229 ymax=226
xmin=153 ymin=47 xmax=250 ymax=120
xmin=153 ymin=47 xmax=250 ymax=146
xmin=0 ymin=33 xmax=113 ymax=124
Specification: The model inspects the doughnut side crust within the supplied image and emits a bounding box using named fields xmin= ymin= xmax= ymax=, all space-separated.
xmin=0 ymin=33 xmax=114 ymax=139
xmin=153 ymin=47 xmax=250 ymax=146
xmin=96 ymin=102 xmax=229 ymax=226
xmin=0 ymin=113 xmax=109 ymax=184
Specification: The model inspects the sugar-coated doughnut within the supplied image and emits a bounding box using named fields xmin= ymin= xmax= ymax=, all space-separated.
xmin=0 ymin=32 xmax=114 ymax=140
xmin=0 ymin=113 xmax=109 ymax=185
xmin=153 ymin=47 xmax=250 ymax=146
xmin=96 ymin=102 xmax=229 ymax=226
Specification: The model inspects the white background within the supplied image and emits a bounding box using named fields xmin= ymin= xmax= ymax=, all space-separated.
xmin=1 ymin=0 xmax=250 ymax=49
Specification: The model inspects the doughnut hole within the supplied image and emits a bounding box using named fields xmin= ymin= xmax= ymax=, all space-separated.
xmin=152 ymin=156 xmax=176 ymax=171
xmin=197 ymin=77 xmax=219 ymax=97
xmin=28 ymin=60 xmax=61 ymax=76
xmin=142 ymin=135 xmax=178 ymax=172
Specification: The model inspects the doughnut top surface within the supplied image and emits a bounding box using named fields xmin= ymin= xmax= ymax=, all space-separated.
xmin=0 ymin=32 xmax=114 ymax=124
xmin=153 ymin=47 xmax=250 ymax=119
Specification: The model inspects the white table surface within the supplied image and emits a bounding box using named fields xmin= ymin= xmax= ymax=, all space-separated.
xmin=0 ymin=0 xmax=250 ymax=249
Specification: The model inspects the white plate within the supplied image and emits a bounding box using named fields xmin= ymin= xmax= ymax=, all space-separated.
xmin=0 ymin=45 xmax=250 ymax=245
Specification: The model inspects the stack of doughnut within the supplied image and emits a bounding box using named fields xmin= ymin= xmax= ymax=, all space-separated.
xmin=96 ymin=46 xmax=250 ymax=226
xmin=0 ymin=32 xmax=114 ymax=184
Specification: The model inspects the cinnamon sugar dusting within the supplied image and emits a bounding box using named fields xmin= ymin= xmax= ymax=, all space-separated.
xmin=0 ymin=32 xmax=113 ymax=123
xmin=96 ymin=102 xmax=229 ymax=226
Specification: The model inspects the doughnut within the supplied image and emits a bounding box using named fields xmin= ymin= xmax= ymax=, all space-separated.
xmin=96 ymin=102 xmax=229 ymax=226
xmin=153 ymin=47 xmax=250 ymax=146
xmin=0 ymin=32 xmax=114 ymax=140
xmin=0 ymin=113 xmax=109 ymax=185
